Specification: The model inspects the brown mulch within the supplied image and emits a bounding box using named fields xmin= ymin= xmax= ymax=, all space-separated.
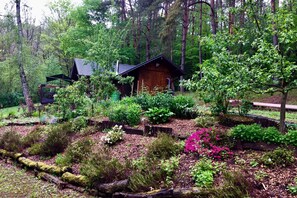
xmin=2 ymin=122 xmax=297 ymax=197
xmin=0 ymin=125 xmax=37 ymax=137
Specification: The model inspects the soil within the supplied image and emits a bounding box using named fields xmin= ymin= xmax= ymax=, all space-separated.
xmin=1 ymin=120 xmax=297 ymax=197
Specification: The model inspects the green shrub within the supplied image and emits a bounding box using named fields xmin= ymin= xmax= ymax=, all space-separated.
xmin=39 ymin=124 xmax=70 ymax=156
xmin=238 ymin=100 xmax=253 ymax=115
xmin=230 ymin=124 xmax=265 ymax=142
xmin=160 ymin=156 xmax=180 ymax=185
xmin=55 ymin=153 xmax=72 ymax=166
xmin=145 ymin=107 xmax=174 ymax=124
xmin=0 ymin=130 xmax=23 ymax=152
xmin=28 ymin=143 xmax=43 ymax=155
xmin=206 ymin=171 xmax=250 ymax=198
xmin=101 ymin=125 xmax=124 ymax=145
xmin=71 ymin=116 xmax=88 ymax=132
xmin=80 ymin=151 xmax=126 ymax=186
xmin=171 ymin=95 xmax=195 ymax=118
xmin=128 ymin=169 xmax=163 ymax=192
xmin=133 ymin=92 xmax=152 ymax=110
xmin=129 ymin=156 xmax=163 ymax=192
xmin=150 ymin=92 xmax=174 ymax=109
xmin=262 ymin=127 xmax=283 ymax=144
xmin=230 ymin=124 xmax=284 ymax=144
xmin=284 ymin=130 xmax=297 ymax=147
xmin=146 ymin=133 xmax=179 ymax=160
xmin=260 ymin=148 xmax=295 ymax=167
xmin=51 ymin=78 xmax=92 ymax=120
xmin=195 ymin=116 xmax=217 ymax=128
xmin=80 ymin=126 xmax=97 ymax=136
xmin=108 ymin=103 xmax=141 ymax=126
xmin=22 ymin=127 xmax=43 ymax=148
xmin=191 ymin=158 xmax=215 ymax=188
xmin=64 ymin=138 xmax=93 ymax=164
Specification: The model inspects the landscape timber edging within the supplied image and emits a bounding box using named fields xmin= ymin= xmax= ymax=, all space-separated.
xmin=0 ymin=148 xmax=222 ymax=198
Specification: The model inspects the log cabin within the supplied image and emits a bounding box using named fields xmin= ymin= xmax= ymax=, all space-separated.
xmin=70 ymin=55 xmax=184 ymax=96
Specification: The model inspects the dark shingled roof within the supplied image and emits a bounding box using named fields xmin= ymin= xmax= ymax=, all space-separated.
xmin=72 ymin=58 xmax=135 ymax=76
xmin=71 ymin=55 xmax=183 ymax=78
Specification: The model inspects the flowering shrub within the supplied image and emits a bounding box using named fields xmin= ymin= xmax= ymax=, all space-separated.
xmin=185 ymin=128 xmax=233 ymax=160
xmin=101 ymin=125 xmax=124 ymax=145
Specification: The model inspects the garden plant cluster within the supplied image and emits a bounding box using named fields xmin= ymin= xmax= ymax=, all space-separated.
xmin=0 ymin=88 xmax=297 ymax=197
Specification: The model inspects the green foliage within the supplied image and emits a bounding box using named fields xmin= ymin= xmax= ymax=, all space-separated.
xmin=64 ymin=138 xmax=93 ymax=163
xmin=150 ymin=92 xmax=174 ymax=109
xmin=27 ymin=143 xmax=43 ymax=156
xmin=254 ymin=170 xmax=268 ymax=181
xmin=261 ymin=127 xmax=283 ymax=144
xmin=129 ymin=156 xmax=163 ymax=192
xmin=0 ymin=92 xmax=24 ymax=108
xmin=231 ymin=125 xmax=297 ymax=148
xmin=71 ymin=116 xmax=88 ymax=132
xmin=238 ymin=100 xmax=253 ymax=115
xmin=230 ymin=124 xmax=282 ymax=144
xmin=51 ymin=78 xmax=92 ymax=120
xmin=171 ymin=95 xmax=196 ymax=118
xmin=206 ymin=171 xmax=250 ymax=198
xmin=145 ymin=107 xmax=174 ymax=124
xmin=128 ymin=169 xmax=163 ymax=192
xmin=55 ymin=154 xmax=72 ymax=167
xmin=101 ymin=125 xmax=124 ymax=145
xmin=146 ymin=133 xmax=179 ymax=160
xmin=39 ymin=124 xmax=70 ymax=156
xmin=184 ymin=44 xmax=250 ymax=115
xmin=160 ymin=156 xmax=180 ymax=185
xmin=108 ymin=102 xmax=141 ymax=126
xmin=80 ymin=151 xmax=126 ymax=186
xmin=133 ymin=93 xmax=152 ymax=111
xmin=22 ymin=127 xmax=43 ymax=148
xmin=195 ymin=116 xmax=217 ymax=128
xmin=260 ymin=148 xmax=295 ymax=167
xmin=0 ymin=130 xmax=23 ymax=152
xmin=288 ymin=178 xmax=297 ymax=195
xmin=283 ymin=130 xmax=297 ymax=147
xmin=191 ymin=158 xmax=215 ymax=188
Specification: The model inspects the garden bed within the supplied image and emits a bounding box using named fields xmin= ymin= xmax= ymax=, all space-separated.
xmin=1 ymin=118 xmax=297 ymax=197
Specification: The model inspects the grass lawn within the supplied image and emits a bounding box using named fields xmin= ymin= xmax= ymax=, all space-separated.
xmin=0 ymin=106 xmax=23 ymax=118
xmin=246 ymin=89 xmax=297 ymax=105
xmin=249 ymin=109 xmax=297 ymax=123
xmin=0 ymin=161 xmax=90 ymax=198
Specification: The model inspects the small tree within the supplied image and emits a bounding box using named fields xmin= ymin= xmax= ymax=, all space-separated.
xmin=185 ymin=47 xmax=249 ymax=115
xmin=248 ymin=10 xmax=297 ymax=133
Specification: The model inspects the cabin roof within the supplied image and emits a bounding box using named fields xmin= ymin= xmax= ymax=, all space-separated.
xmin=72 ymin=58 xmax=135 ymax=76
xmin=120 ymin=54 xmax=184 ymax=76
xmin=71 ymin=55 xmax=184 ymax=78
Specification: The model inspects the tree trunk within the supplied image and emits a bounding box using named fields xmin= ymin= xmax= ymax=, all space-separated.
xmin=240 ymin=0 xmax=245 ymax=27
xmin=199 ymin=2 xmax=203 ymax=79
xmin=180 ymin=0 xmax=189 ymax=92
xmin=145 ymin=13 xmax=151 ymax=61
xmin=280 ymin=91 xmax=288 ymax=133
xmin=210 ymin=0 xmax=216 ymax=34
xmin=229 ymin=0 xmax=235 ymax=34
xmin=271 ymin=0 xmax=279 ymax=46
xmin=15 ymin=0 xmax=34 ymax=113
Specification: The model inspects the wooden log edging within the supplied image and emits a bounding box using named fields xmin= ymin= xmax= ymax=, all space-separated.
xmin=0 ymin=150 xmax=241 ymax=198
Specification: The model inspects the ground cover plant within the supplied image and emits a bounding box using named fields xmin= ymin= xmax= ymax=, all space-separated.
xmin=1 ymin=102 xmax=297 ymax=197
xmin=231 ymin=124 xmax=297 ymax=146
xmin=185 ymin=128 xmax=233 ymax=160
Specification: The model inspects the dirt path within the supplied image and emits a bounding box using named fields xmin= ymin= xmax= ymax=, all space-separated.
xmin=0 ymin=160 xmax=91 ymax=198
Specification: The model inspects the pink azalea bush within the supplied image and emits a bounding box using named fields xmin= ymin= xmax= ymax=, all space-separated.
xmin=185 ymin=128 xmax=233 ymax=160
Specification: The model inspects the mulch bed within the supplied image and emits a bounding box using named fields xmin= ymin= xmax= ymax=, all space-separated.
xmin=1 ymin=119 xmax=297 ymax=197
